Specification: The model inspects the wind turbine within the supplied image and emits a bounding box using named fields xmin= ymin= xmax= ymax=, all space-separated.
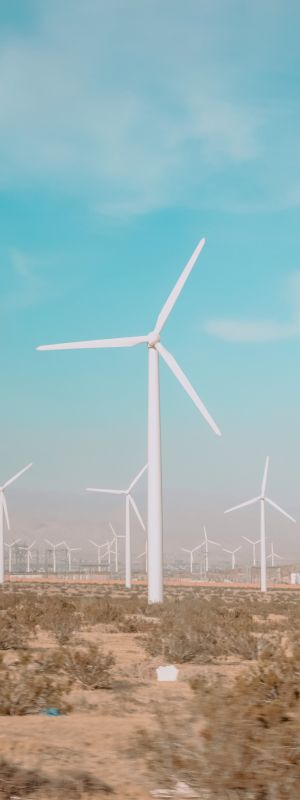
xmin=37 ymin=238 xmax=221 ymax=603
xmin=267 ymin=542 xmax=284 ymax=568
xmin=181 ymin=544 xmax=202 ymax=574
xmin=0 ymin=463 xmax=33 ymax=584
xmin=201 ymin=526 xmax=220 ymax=573
xmin=109 ymin=523 xmax=125 ymax=573
xmin=45 ymin=539 xmax=65 ymax=574
xmin=86 ymin=464 xmax=147 ymax=589
xmin=5 ymin=539 xmax=21 ymax=574
xmin=223 ymin=546 xmax=241 ymax=570
xmin=19 ymin=540 xmax=35 ymax=574
xmin=242 ymin=536 xmax=261 ymax=567
xmin=89 ymin=539 xmax=110 ymax=570
xmin=63 ymin=542 xmax=81 ymax=572
xmin=225 ymin=457 xmax=296 ymax=593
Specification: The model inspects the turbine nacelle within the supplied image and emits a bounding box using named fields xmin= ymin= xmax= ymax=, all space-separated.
xmin=147 ymin=331 xmax=160 ymax=348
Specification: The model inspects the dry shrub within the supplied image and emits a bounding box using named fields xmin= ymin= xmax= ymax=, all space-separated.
xmin=0 ymin=611 xmax=27 ymax=650
xmin=144 ymin=596 xmax=258 ymax=663
xmin=39 ymin=596 xmax=81 ymax=644
xmin=0 ymin=758 xmax=113 ymax=798
xmin=136 ymin=650 xmax=300 ymax=799
xmin=0 ymin=654 xmax=71 ymax=715
xmin=30 ymin=642 xmax=115 ymax=689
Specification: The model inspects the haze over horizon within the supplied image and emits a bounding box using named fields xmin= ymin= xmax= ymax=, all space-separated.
xmin=1 ymin=1 xmax=299 ymax=561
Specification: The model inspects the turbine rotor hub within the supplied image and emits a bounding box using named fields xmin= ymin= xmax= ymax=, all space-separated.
xmin=147 ymin=330 xmax=160 ymax=348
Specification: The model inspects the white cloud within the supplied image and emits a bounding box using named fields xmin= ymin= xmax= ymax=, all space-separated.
xmin=0 ymin=248 xmax=51 ymax=311
xmin=0 ymin=1 xmax=299 ymax=216
xmin=205 ymin=272 xmax=300 ymax=343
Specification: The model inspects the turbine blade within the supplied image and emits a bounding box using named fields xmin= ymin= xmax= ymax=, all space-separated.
xmin=157 ymin=343 xmax=221 ymax=436
xmin=128 ymin=494 xmax=145 ymax=530
xmin=265 ymin=497 xmax=296 ymax=523
xmin=37 ymin=336 xmax=148 ymax=351
xmin=2 ymin=494 xmax=10 ymax=530
xmin=154 ymin=238 xmax=206 ymax=334
xmin=261 ymin=456 xmax=269 ymax=496
xmin=225 ymin=496 xmax=260 ymax=514
xmin=128 ymin=463 xmax=148 ymax=492
xmin=181 ymin=548 xmax=191 ymax=554
xmin=109 ymin=522 xmax=117 ymax=539
xmin=242 ymin=536 xmax=253 ymax=544
xmin=86 ymin=488 xmax=125 ymax=494
xmin=3 ymin=462 xmax=33 ymax=489
xmin=207 ymin=539 xmax=220 ymax=547
xmin=89 ymin=540 xmax=101 ymax=548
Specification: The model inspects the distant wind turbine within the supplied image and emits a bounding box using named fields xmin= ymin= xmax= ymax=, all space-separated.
xmin=225 ymin=457 xmax=296 ymax=592
xmin=223 ymin=546 xmax=241 ymax=570
xmin=37 ymin=238 xmax=221 ymax=603
xmin=45 ymin=539 xmax=65 ymax=574
xmin=109 ymin=523 xmax=125 ymax=573
xmin=5 ymin=539 xmax=21 ymax=574
xmin=201 ymin=526 xmax=220 ymax=573
xmin=267 ymin=542 xmax=284 ymax=568
xmin=19 ymin=540 xmax=35 ymax=574
xmin=89 ymin=539 xmax=110 ymax=570
xmin=0 ymin=463 xmax=33 ymax=584
xmin=242 ymin=536 xmax=261 ymax=567
xmin=63 ymin=542 xmax=81 ymax=572
xmin=181 ymin=544 xmax=203 ymax=574
xmin=86 ymin=464 xmax=147 ymax=589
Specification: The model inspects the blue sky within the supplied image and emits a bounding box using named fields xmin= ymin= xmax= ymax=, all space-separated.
xmin=0 ymin=0 xmax=299 ymax=560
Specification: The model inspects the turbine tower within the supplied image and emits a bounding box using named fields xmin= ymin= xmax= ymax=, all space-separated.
xmin=19 ymin=540 xmax=35 ymax=574
xmin=5 ymin=539 xmax=21 ymax=574
xmin=37 ymin=238 xmax=221 ymax=603
xmin=267 ymin=542 xmax=284 ymax=568
xmin=86 ymin=464 xmax=147 ymax=589
xmin=0 ymin=463 xmax=33 ymax=584
xmin=225 ymin=457 xmax=296 ymax=593
xmin=45 ymin=539 xmax=65 ymax=574
xmin=223 ymin=546 xmax=241 ymax=570
xmin=181 ymin=544 xmax=202 ymax=574
xmin=242 ymin=536 xmax=261 ymax=567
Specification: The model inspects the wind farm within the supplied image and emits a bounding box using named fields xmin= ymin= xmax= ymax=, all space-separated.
xmin=1 ymin=1 xmax=300 ymax=796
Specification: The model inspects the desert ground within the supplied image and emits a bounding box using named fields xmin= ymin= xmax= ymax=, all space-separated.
xmin=1 ymin=582 xmax=300 ymax=799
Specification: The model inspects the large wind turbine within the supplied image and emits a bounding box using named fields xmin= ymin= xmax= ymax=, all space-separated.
xmin=37 ymin=238 xmax=221 ymax=603
xmin=225 ymin=457 xmax=296 ymax=593
xmin=0 ymin=463 xmax=33 ymax=584
xmin=86 ymin=464 xmax=147 ymax=589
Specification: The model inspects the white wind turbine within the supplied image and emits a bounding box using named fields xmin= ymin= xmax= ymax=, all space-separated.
xmin=5 ymin=539 xmax=21 ymax=574
xmin=225 ymin=457 xmax=296 ymax=593
xmin=242 ymin=536 xmax=261 ymax=567
xmin=267 ymin=542 xmax=284 ymax=568
xmin=109 ymin=522 xmax=125 ymax=573
xmin=0 ymin=463 xmax=33 ymax=584
xmin=86 ymin=464 xmax=147 ymax=589
xmin=201 ymin=526 xmax=220 ymax=574
xmin=45 ymin=539 xmax=65 ymax=574
xmin=223 ymin=546 xmax=241 ymax=570
xmin=19 ymin=540 xmax=35 ymax=574
xmin=89 ymin=539 xmax=110 ymax=570
xmin=181 ymin=544 xmax=202 ymax=574
xmin=37 ymin=238 xmax=221 ymax=603
xmin=63 ymin=542 xmax=81 ymax=572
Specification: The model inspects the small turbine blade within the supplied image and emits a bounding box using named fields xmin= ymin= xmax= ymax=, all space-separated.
xmin=261 ymin=456 xmax=270 ymax=496
xmin=157 ymin=343 xmax=221 ymax=436
xmin=225 ymin=496 xmax=260 ymax=514
xmin=86 ymin=488 xmax=125 ymax=495
xmin=128 ymin=494 xmax=146 ymax=530
xmin=265 ymin=497 xmax=296 ymax=523
xmin=2 ymin=494 xmax=10 ymax=530
xmin=154 ymin=238 xmax=206 ymax=334
xmin=37 ymin=336 xmax=147 ymax=351
xmin=3 ymin=462 xmax=33 ymax=489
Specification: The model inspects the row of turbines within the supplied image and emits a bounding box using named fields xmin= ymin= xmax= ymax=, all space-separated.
xmin=1 ymin=240 xmax=296 ymax=601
